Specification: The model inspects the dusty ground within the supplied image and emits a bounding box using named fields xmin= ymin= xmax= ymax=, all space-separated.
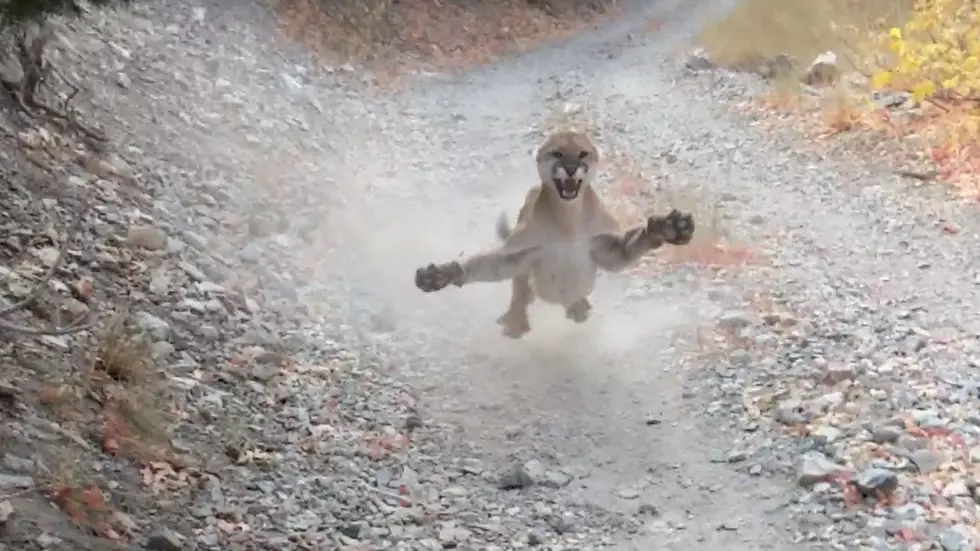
xmin=3 ymin=0 xmax=980 ymax=550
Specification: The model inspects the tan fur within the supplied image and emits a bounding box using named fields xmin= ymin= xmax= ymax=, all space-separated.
xmin=415 ymin=130 xmax=695 ymax=339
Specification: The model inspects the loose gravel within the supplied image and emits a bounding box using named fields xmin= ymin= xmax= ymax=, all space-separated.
xmin=4 ymin=0 xmax=980 ymax=550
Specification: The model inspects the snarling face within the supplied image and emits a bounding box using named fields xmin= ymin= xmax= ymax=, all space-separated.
xmin=536 ymin=131 xmax=599 ymax=201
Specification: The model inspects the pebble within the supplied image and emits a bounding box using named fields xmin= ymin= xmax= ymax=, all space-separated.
xmin=497 ymin=468 xmax=533 ymax=490
xmin=853 ymin=468 xmax=899 ymax=496
xmin=797 ymin=452 xmax=844 ymax=487
xmin=127 ymin=225 xmax=168 ymax=250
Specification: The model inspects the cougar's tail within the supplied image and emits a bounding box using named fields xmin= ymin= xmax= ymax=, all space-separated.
xmin=495 ymin=211 xmax=512 ymax=241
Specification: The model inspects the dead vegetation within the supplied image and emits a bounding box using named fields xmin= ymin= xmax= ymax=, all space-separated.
xmin=695 ymin=0 xmax=912 ymax=78
xmin=271 ymin=0 xmax=618 ymax=77
xmin=0 ymin=0 xmax=134 ymax=146
xmin=12 ymin=312 xmax=182 ymax=540
xmin=0 ymin=208 xmax=96 ymax=337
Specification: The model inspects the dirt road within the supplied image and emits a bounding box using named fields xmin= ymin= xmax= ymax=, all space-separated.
xmin=7 ymin=0 xmax=978 ymax=548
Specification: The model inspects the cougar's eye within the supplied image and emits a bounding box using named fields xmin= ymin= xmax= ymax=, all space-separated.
xmin=552 ymin=151 xmax=563 ymax=159
xmin=578 ymin=151 xmax=588 ymax=159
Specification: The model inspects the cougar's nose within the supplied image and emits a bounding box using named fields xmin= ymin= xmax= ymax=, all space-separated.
xmin=559 ymin=162 xmax=579 ymax=179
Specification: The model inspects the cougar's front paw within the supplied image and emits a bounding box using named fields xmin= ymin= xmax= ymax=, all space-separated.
xmin=648 ymin=209 xmax=695 ymax=246
xmin=565 ymin=298 xmax=591 ymax=323
xmin=496 ymin=307 xmax=531 ymax=339
xmin=415 ymin=261 xmax=464 ymax=292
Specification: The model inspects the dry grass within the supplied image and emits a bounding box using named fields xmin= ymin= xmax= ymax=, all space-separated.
xmin=95 ymin=315 xmax=156 ymax=386
xmin=89 ymin=315 xmax=176 ymax=465
xmin=820 ymin=84 xmax=864 ymax=134
xmin=36 ymin=314 xmax=178 ymax=467
xmin=696 ymin=0 xmax=912 ymax=74
xmin=603 ymin=152 xmax=761 ymax=270
xmin=703 ymin=0 xmax=980 ymax=200
xmin=271 ymin=0 xmax=617 ymax=78
xmin=30 ymin=461 xmax=131 ymax=540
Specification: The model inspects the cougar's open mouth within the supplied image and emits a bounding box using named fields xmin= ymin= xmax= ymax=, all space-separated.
xmin=554 ymin=179 xmax=580 ymax=200
xmin=552 ymin=164 xmax=584 ymax=201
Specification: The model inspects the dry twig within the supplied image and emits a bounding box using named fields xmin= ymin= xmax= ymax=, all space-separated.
xmin=0 ymin=206 xmax=96 ymax=337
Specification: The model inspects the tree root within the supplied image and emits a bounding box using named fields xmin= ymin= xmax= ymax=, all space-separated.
xmin=1 ymin=19 xmax=108 ymax=146
xmin=0 ymin=207 xmax=97 ymax=337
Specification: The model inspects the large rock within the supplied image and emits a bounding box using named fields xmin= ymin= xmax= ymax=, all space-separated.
xmin=803 ymin=51 xmax=839 ymax=86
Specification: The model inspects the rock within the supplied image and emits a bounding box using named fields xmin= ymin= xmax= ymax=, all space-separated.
xmin=149 ymin=268 xmax=171 ymax=295
xmin=181 ymin=230 xmax=209 ymax=251
xmin=113 ymin=510 xmax=139 ymax=533
xmin=943 ymin=479 xmax=970 ymax=498
xmin=0 ymin=499 xmax=12 ymax=525
xmin=340 ymin=522 xmax=363 ymax=538
xmin=440 ymin=486 xmax=468 ymax=499
xmin=803 ymin=51 xmax=839 ymax=86
xmin=497 ymin=467 xmax=533 ymax=490
xmin=718 ymin=310 xmax=754 ymax=330
xmin=822 ymin=363 xmax=856 ymax=384
xmin=685 ymin=48 xmax=713 ymax=71
xmin=178 ymin=261 xmax=208 ymax=282
xmin=853 ymin=467 xmax=899 ymax=497
xmin=969 ymin=446 xmax=980 ymax=463
xmin=136 ymin=312 xmax=171 ymax=341
xmin=36 ymin=533 xmax=62 ymax=548
xmin=758 ymin=54 xmax=795 ymax=79
xmin=404 ymin=414 xmax=423 ymax=432
xmin=0 ymin=473 xmax=34 ymax=490
xmin=637 ymin=503 xmax=660 ymax=516
xmin=389 ymin=466 xmax=419 ymax=489
xmin=127 ymin=225 xmax=168 ymax=250
xmin=910 ymin=449 xmax=945 ymax=473
xmin=438 ymin=522 xmax=471 ymax=547
xmin=32 ymin=247 xmax=60 ymax=266
xmin=616 ymin=487 xmax=640 ymax=499
xmin=726 ymin=449 xmax=748 ymax=463
xmin=151 ymin=341 xmax=175 ymax=360
xmin=937 ymin=524 xmax=973 ymax=551
xmin=146 ymin=529 xmax=184 ymax=551
xmin=540 ymin=470 xmax=572 ymax=489
xmin=870 ymin=425 xmax=903 ymax=444
xmin=797 ymin=452 xmax=844 ymax=487
xmin=522 ymin=459 xmax=545 ymax=480
xmin=2 ymin=454 xmax=46 ymax=474
xmin=60 ymin=298 xmax=90 ymax=322
xmin=775 ymin=399 xmax=811 ymax=425
xmin=459 ymin=458 xmax=483 ymax=475
xmin=197 ymin=325 xmax=220 ymax=341
xmin=810 ymin=426 xmax=842 ymax=445
xmin=870 ymin=90 xmax=911 ymax=109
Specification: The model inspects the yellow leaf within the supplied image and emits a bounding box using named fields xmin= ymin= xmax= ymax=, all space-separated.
xmin=898 ymin=54 xmax=920 ymax=73
xmin=889 ymin=27 xmax=903 ymax=40
xmin=872 ymin=71 xmax=893 ymax=89
xmin=941 ymin=76 xmax=960 ymax=89
xmin=911 ymin=80 xmax=936 ymax=103
xmin=965 ymin=118 xmax=980 ymax=137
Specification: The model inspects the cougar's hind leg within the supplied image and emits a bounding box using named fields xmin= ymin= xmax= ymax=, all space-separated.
xmin=565 ymin=297 xmax=591 ymax=323
xmin=496 ymin=275 xmax=533 ymax=339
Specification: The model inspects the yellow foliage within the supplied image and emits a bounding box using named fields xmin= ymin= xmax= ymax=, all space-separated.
xmin=869 ymin=0 xmax=980 ymax=142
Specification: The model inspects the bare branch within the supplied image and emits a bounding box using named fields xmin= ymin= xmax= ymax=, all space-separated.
xmin=0 ymin=206 xmax=96 ymax=338
xmin=0 ymin=312 xmax=95 ymax=336
xmin=0 ymin=209 xmax=84 ymax=318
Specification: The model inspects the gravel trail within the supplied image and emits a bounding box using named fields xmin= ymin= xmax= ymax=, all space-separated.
xmin=16 ymin=0 xmax=980 ymax=548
